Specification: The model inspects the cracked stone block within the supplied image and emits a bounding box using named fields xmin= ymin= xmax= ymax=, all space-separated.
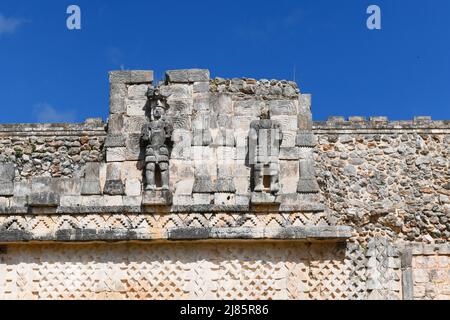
xmin=105 ymin=135 xmax=126 ymax=147
xmin=125 ymin=179 xmax=142 ymax=197
xmin=107 ymin=147 xmax=127 ymax=162
xmin=28 ymin=192 xmax=60 ymax=207
xmin=81 ymin=162 xmax=101 ymax=195
xmin=269 ymin=100 xmax=297 ymax=116
xmin=128 ymin=84 xmax=149 ymax=100
xmin=234 ymin=100 xmax=265 ymax=117
xmin=166 ymin=69 xmax=210 ymax=83
xmin=251 ymin=192 xmax=280 ymax=204
xmin=0 ymin=163 xmax=15 ymax=196
xmin=103 ymin=163 xmax=124 ymax=195
xmin=142 ymin=190 xmax=172 ymax=206
xmin=126 ymin=99 xmax=147 ymax=117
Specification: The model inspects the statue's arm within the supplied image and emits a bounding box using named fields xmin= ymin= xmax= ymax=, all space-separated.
xmin=275 ymin=122 xmax=283 ymax=144
xmin=140 ymin=124 xmax=150 ymax=144
xmin=164 ymin=120 xmax=173 ymax=139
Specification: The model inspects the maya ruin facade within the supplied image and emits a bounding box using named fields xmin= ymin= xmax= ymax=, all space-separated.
xmin=0 ymin=69 xmax=449 ymax=300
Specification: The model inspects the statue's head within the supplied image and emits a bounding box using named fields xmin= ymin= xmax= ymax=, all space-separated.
xmin=260 ymin=105 xmax=270 ymax=120
xmin=153 ymin=105 xmax=164 ymax=120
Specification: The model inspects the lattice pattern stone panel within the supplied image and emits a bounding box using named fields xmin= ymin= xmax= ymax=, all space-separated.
xmin=0 ymin=242 xmax=355 ymax=300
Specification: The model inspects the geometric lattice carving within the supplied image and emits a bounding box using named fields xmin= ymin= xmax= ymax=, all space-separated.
xmin=0 ymin=242 xmax=359 ymax=300
xmin=0 ymin=212 xmax=335 ymax=240
xmin=343 ymin=242 xmax=368 ymax=300
xmin=366 ymin=238 xmax=402 ymax=300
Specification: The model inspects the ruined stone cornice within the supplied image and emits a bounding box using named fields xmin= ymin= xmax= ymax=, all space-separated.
xmin=0 ymin=119 xmax=107 ymax=137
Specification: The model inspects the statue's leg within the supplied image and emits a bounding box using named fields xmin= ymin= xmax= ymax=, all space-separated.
xmin=270 ymin=162 xmax=280 ymax=194
xmin=254 ymin=163 xmax=264 ymax=192
xmin=159 ymin=162 xmax=170 ymax=191
xmin=145 ymin=162 xmax=156 ymax=191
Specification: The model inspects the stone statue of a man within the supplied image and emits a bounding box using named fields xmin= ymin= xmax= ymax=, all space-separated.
xmin=141 ymin=100 xmax=173 ymax=191
xmin=249 ymin=111 xmax=283 ymax=194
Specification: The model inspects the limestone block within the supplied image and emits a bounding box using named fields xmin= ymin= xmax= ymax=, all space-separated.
xmin=271 ymin=115 xmax=297 ymax=131
xmin=280 ymin=147 xmax=299 ymax=160
xmin=215 ymin=178 xmax=236 ymax=193
xmin=159 ymin=84 xmax=192 ymax=99
xmin=166 ymin=69 xmax=210 ymax=83
xmin=234 ymin=132 xmax=248 ymax=161
xmin=110 ymin=83 xmax=127 ymax=114
xmin=127 ymin=84 xmax=149 ymax=100
xmin=298 ymin=147 xmax=314 ymax=160
xmin=234 ymin=100 xmax=265 ymax=117
xmin=105 ymin=135 xmax=126 ymax=147
xmin=235 ymin=195 xmax=250 ymax=205
xmin=281 ymin=130 xmax=296 ymax=148
xmin=81 ymin=181 xmax=101 ymax=196
xmin=125 ymin=179 xmax=142 ymax=197
xmin=120 ymin=161 xmax=143 ymax=181
xmin=108 ymin=114 xmax=125 ymax=134
xmin=193 ymin=82 xmax=210 ymax=93
xmin=211 ymin=129 xmax=235 ymax=147
xmin=193 ymin=94 xmax=210 ymax=111
xmin=28 ymin=192 xmax=60 ymax=207
xmin=280 ymin=161 xmax=299 ymax=179
xmin=234 ymin=178 xmax=250 ymax=194
xmin=171 ymin=116 xmax=192 ymax=130
xmin=104 ymin=163 xmax=124 ymax=195
xmin=234 ymin=161 xmax=250 ymax=178
xmin=214 ymin=193 xmax=236 ymax=205
xmin=298 ymin=94 xmax=313 ymax=130
xmin=142 ymin=190 xmax=172 ymax=206
xmin=10 ymin=196 xmax=27 ymax=208
xmin=123 ymin=196 xmax=142 ymax=207
xmin=109 ymin=70 xmax=154 ymax=84
xmin=193 ymin=177 xmax=215 ymax=194
xmin=170 ymin=161 xmax=194 ymax=181
xmin=0 ymin=197 xmax=9 ymax=208
xmin=281 ymin=178 xmax=298 ymax=194
xmin=103 ymin=180 xmax=124 ymax=196
xmin=0 ymin=181 xmax=14 ymax=197
xmin=296 ymin=132 xmax=317 ymax=147
xmin=217 ymin=147 xmax=236 ymax=162
xmin=192 ymin=129 xmax=212 ymax=146
xmin=191 ymin=146 xmax=214 ymax=161
xmin=106 ymin=147 xmax=126 ymax=162
xmin=0 ymin=163 xmax=15 ymax=196
xmin=60 ymin=195 xmax=82 ymax=207
xmin=126 ymin=99 xmax=147 ymax=117
xmin=193 ymin=193 xmax=213 ymax=205
xmin=81 ymin=195 xmax=106 ymax=207
xmin=0 ymin=163 xmax=16 ymax=182
xmin=216 ymin=115 xmax=233 ymax=129
xmin=124 ymin=116 xmax=147 ymax=133
xmin=269 ymin=100 xmax=297 ymax=116
xmin=125 ymin=134 xmax=143 ymax=161
xmin=173 ymin=194 xmax=193 ymax=206
xmin=13 ymin=181 xmax=30 ymax=197
xmin=233 ymin=116 xmax=256 ymax=132
xmin=251 ymin=192 xmax=279 ymax=204
xmin=166 ymin=99 xmax=193 ymax=116
xmin=174 ymin=179 xmax=194 ymax=196
xmin=53 ymin=178 xmax=81 ymax=195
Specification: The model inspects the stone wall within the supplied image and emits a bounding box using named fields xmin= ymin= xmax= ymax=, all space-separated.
xmin=314 ymin=118 xmax=450 ymax=244
xmin=0 ymin=120 xmax=106 ymax=180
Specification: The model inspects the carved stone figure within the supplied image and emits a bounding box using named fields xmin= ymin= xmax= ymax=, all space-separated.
xmin=249 ymin=111 xmax=283 ymax=195
xmin=141 ymin=98 xmax=173 ymax=191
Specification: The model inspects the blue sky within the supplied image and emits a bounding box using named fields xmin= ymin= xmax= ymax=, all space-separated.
xmin=0 ymin=0 xmax=449 ymax=123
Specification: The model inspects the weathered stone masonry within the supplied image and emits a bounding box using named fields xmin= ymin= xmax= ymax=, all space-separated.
xmin=0 ymin=69 xmax=448 ymax=300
